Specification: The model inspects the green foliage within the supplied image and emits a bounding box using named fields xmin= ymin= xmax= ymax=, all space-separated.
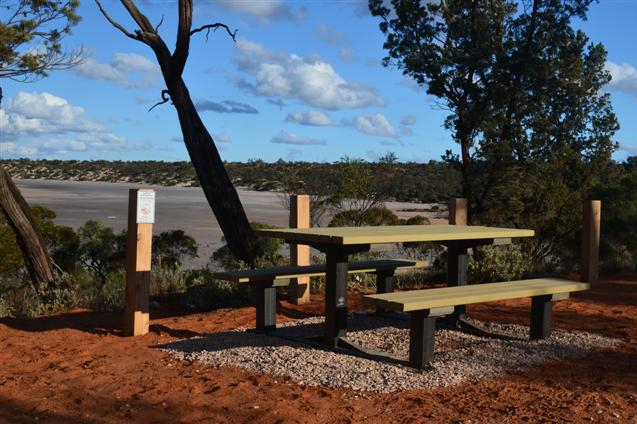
xmin=469 ymin=245 xmax=531 ymax=283
xmin=371 ymin=0 xmax=619 ymax=269
xmin=0 ymin=205 xmax=78 ymax=275
xmin=180 ymin=269 xmax=251 ymax=310
xmin=94 ymin=270 xmax=125 ymax=312
xmin=212 ymin=222 xmax=286 ymax=270
xmin=30 ymin=206 xmax=79 ymax=272
xmin=0 ymin=0 xmax=83 ymax=81
xmin=591 ymin=159 xmax=637 ymax=272
xmin=0 ymin=222 xmax=24 ymax=276
xmin=152 ymin=230 xmax=198 ymax=270
xmin=77 ymin=220 xmax=126 ymax=286
xmin=329 ymin=206 xmax=401 ymax=227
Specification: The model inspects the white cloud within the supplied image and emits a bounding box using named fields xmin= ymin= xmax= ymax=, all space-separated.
xmin=286 ymin=110 xmax=335 ymax=126
xmin=213 ymin=132 xmax=232 ymax=143
xmin=347 ymin=113 xmax=397 ymax=137
xmin=271 ymin=131 xmax=327 ymax=145
xmin=1 ymin=91 xmax=126 ymax=156
xmin=605 ymin=61 xmax=637 ymax=97
xmin=317 ymin=25 xmax=344 ymax=45
xmin=234 ymin=38 xmax=384 ymax=110
xmin=73 ymin=52 xmax=160 ymax=89
xmin=400 ymin=115 xmax=416 ymax=135
xmin=216 ymin=0 xmax=306 ymax=24
xmin=401 ymin=115 xmax=417 ymax=126
xmin=1 ymin=142 xmax=38 ymax=156
xmin=339 ymin=47 xmax=356 ymax=63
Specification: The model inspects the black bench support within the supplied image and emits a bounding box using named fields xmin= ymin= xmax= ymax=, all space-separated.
xmin=254 ymin=281 xmax=277 ymax=332
xmin=325 ymin=248 xmax=350 ymax=346
xmin=409 ymin=310 xmax=437 ymax=369
xmin=530 ymin=295 xmax=553 ymax=339
xmin=447 ymin=242 xmax=468 ymax=320
xmin=374 ymin=270 xmax=395 ymax=313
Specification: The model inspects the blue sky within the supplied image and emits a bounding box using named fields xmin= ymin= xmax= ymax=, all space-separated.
xmin=1 ymin=0 xmax=636 ymax=163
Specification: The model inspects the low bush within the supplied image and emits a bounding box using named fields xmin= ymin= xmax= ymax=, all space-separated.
xmin=469 ymin=244 xmax=531 ymax=283
xmin=180 ymin=269 xmax=251 ymax=310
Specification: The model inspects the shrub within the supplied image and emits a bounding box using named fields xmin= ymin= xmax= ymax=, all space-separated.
xmin=469 ymin=244 xmax=530 ymax=283
xmin=152 ymin=230 xmax=198 ymax=270
xmin=180 ymin=269 xmax=251 ymax=310
xmin=77 ymin=220 xmax=126 ymax=286
xmin=212 ymin=222 xmax=287 ymax=270
xmin=329 ymin=206 xmax=402 ymax=227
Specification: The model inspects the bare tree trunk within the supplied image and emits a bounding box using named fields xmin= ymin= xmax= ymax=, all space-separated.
xmin=95 ymin=0 xmax=261 ymax=264
xmin=0 ymin=164 xmax=56 ymax=288
xmin=167 ymin=78 xmax=261 ymax=263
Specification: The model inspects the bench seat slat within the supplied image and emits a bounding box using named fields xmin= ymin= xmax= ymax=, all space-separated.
xmin=363 ymin=278 xmax=589 ymax=312
xmin=214 ymin=259 xmax=427 ymax=283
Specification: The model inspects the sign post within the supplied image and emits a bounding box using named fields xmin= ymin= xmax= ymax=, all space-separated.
xmin=289 ymin=194 xmax=311 ymax=304
xmin=123 ymin=188 xmax=155 ymax=336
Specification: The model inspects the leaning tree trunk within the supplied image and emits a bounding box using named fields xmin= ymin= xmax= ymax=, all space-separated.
xmin=0 ymin=164 xmax=56 ymax=288
xmin=167 ymin=78 xmax=261 ymax=263
xmin=95 ymin=0 xmax=261 ymax=264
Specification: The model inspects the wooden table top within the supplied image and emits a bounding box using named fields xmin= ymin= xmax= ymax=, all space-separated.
xmin=255 ymin=224 xmax=534 ymax=246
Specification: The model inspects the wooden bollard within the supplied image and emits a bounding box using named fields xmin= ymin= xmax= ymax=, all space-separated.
xmin=449 ymin=198 xmax=468 ymax=225
xmin=581 ymin=200 xmax=601 ymax=284
xmin=289 ymin=194 xmax=311 ymax=304
xmin=123 ymin=188 xmax=155 ymax=336
xmin=448 ymin=198 xmax=468 ymax=317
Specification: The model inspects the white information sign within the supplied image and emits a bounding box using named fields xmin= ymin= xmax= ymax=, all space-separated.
xmin=136 ymin=190 xmax=156 ymax=224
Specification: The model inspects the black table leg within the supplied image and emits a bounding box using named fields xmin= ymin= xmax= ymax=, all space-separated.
xmin=447 ymin=241 xmax=468 ymax=321
xmin=325 ymin=248 xmax=349 ymax=346
xmin=374 ymin=270 xmax=395 ymax=314
xmin=254 ymin=280 xmax=277 ymax=332
xmin=409 ymin=310 xmax=437 ymax=368
xmin=530 ymin=295 xmax=553 ymax=339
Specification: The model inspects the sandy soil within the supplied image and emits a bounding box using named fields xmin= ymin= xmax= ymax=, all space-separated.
xmin=1 ymin=278 xmax=636 ymax=423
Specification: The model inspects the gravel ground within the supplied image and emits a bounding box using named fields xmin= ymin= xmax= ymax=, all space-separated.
xmin=161 ymin=313 xmax=622 ymax=393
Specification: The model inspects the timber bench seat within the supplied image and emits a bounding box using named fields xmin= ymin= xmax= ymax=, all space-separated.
xmin=214 ymin=259 xmax=427 ymax=332
xmin=363 ymin=278 xmax=590 ymax=369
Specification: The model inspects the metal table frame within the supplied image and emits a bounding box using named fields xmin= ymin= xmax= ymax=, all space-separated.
xmin=256 ymin=225 xmax=534 ymax=347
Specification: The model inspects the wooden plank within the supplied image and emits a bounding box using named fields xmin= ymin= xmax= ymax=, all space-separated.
xmin=214 ymin=259 xmax=428 ymax=283
xmin=123 ymin=189 xmax=154 ymax=336
xmin=581 ymin=200 xmax=601 ymax=284
xmin=365 ymin=278 xmax=585 ymax=303
xmin=289 ymin=194 xmax=311 ymax=304
xmin=363 ymin=279 xmax=589 ymax=312
xmin=255 ymin=225 xmax=535 ymax=246
xmin=449 ymin=198 xmax=467 ymax=225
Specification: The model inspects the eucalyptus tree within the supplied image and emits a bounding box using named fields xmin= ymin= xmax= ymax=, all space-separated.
xmin=95 ymin=0 xmax=261 ymax=263
xmin=0 ymin=0 xmax=85 ymax=289
xmin=370 ymin=0 xmax=618 ymax=264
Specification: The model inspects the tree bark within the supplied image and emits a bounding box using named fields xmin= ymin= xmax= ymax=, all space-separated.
xmin=0 ymin=164 xmax=56 ymax=288
xmin=166 ymin=78 xmax=261 ymax=263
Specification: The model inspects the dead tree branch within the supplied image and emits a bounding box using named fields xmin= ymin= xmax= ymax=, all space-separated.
xmin=148 ymin=89 xmax=172 ymax=111
xmin=190 ymin=23 xmax=238 ymax=41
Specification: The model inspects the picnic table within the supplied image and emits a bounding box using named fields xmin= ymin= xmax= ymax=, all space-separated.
xmin=255 ymin=224 xmax=535 ymax=347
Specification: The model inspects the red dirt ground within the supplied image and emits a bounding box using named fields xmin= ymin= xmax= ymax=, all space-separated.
xmin=1 ymin=278 xmax=636 ymax=423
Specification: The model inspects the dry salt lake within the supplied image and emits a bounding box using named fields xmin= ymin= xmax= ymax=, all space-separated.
xmin=16 ymin=179 xmax=443 ymax=268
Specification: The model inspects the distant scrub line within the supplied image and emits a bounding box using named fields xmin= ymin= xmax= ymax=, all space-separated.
xmin=1 ymin=158 xmax=462 ymax=203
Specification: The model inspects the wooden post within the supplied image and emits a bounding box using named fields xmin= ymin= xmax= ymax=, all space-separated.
xmin=123 ymin=189 xmax=155 ymax=336
xmin=449 ymin=198 xmax=468 ymax=225
xmin=289 ymin=194 xmax=311 ymax=304
xmin=448 ymin=198 xmax=468 ymax=319
xmin=581 ymin=200 xmax=601 ymax=284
